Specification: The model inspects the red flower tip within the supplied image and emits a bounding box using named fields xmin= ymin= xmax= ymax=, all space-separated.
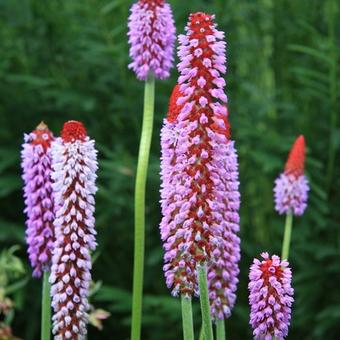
xmin=188 ymin=12 xmax=215 ymax=36
xmin=167 ymin=84 xmax=183 ymax=123
xmin=285 ymin=135 xmax=305 ymax=177
xmin=139 ymin=0 xmax=164 ymax=6
xmin=61 ymin=120 xmax=87 ymax=142
xmin=31 ymin=121 xmax=53 ymax=149
xmin=260 ymin=258 xmax=283 ymax=282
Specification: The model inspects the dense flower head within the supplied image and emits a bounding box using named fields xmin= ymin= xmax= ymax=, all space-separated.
xmin=249 ymin=253 xmax=294 ymax=340
xmin=207 ymin=139 xmax=240 ymax=320
xmin=21 ymin=121 xmax=55 ymax=277
xmin=274 ymin=135 xmax=309 ymax=216
xmin=50 ymin=121 xmax=98 ymax=339
xmin=160 ymin=13 xmax=240 ymax=298
xmin=127 ymin=0 xmax=176 ymax=80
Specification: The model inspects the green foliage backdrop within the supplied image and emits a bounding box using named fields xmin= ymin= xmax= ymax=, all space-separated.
xmin=0 ymin=0 xmax=339 ymax=339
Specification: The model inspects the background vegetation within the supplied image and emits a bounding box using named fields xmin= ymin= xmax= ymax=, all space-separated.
xmin=0 ymin=0 xmax=339 ymax=339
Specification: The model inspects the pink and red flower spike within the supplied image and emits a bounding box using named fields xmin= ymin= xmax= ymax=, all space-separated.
xmin=248 ymin=253 xmax=294 ymax=340
xmin=160 ymin=13 xmax=240 ymax=305
xmin=49 ymin=121 xmax=98 ymax=340
xmin=274 ymin=135 xmax=309 ymax=216
xmin=21 ymin=122 xmax=55 ymax=278
xmin=128 ymin=0 xmax=176 ymax=80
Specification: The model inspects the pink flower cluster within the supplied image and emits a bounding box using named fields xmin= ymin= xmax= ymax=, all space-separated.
xmin=249 ymin=253 xmax=294 ymax=340
xmin=160 ymin=13 xmax=240 ymax=321
xmin=21 ymin=122 xmax=55 ymax=277
xmin=274 ymin=135 xmax=309 ymax=216
xmin=49 ymin=121 xmax=98 ymax=339
xmin=128 ymin=0 xmax=176 ymax=80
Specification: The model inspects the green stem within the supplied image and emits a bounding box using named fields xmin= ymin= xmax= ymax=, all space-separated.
xmin=199 ymin=326 xmax=205 ymax=340
xmin=198 ymin=263 xmax=214 ymax=340
xmin=41 ymin=271 xmax=51 ymax=340
xmin=181 ymin=295 xmax=194 ymax=340
xmin=131 ymin=76 xmax=155 ymax=340
xmin=216 ymin=319 xmax=225 ymax=340
xmin=281 ymin=213 xmax=293 ymax=260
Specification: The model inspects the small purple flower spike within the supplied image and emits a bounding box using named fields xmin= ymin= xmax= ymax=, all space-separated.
xmin=21 ymin=122 xmax=55 ymax=278
xmin=127 ymin=0 xmax=176 ymax=80
xmin=49 ymin=121 xmax=98 ymax=339
xmin=274 ymin=135 xmax=309 ymax=216
xmin=248 ymin=253 xmax=294 ymax=340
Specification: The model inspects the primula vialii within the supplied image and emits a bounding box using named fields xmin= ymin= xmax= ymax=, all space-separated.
xmin=160 ymin=12 xmax=241 ymax=339
xmin=21 ymin=121 xmax=55 ymax=278
xmin=248 ymin=253 xmax=294 ymax=340
xmin=128 ymin=0 xmax=176 ymax=81
xmin=274 ymin=135 xmax=309 ymax=216
xmin=50 ymin=121 xmax=98 ymax=339
xmin=128 ymin=1 xmax=176 ymax=339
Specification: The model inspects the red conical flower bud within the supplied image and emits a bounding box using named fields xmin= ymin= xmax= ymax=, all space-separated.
xmin=284 ymin=135 xmax=305 ymax=177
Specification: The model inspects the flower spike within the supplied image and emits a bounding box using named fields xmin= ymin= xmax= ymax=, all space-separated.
xmin=160 ymin=13 xmax=240 ymax=306
xmin=21 ymin=122 xmax=55 ymax=277
xmin=248 ymin=253 xmax=294 ymax=340
xmin=128 ymin=0 xmax=176 ymax=80
xmin=50 ymin=121 xmax=98 ymax=339
xmin=207 ymin=135 xmax=240 ymax=320
xmin=274 ymin=135 xmax=309 ymax=216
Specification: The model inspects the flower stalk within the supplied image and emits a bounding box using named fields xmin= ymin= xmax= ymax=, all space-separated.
xmin=181 ymin=295 xmax=194 ymax=340
xmin=131 ymin=75 xmax=155 ymax=340
xmin=281 ymin=213 xmax=293 ymax=260
xmin=216 ymin=319 xmax=225 ymax=340
xmin=198 ymin=264 xmax=214 ymax=340
xmin=41 ymin=271 xmax=51 ymax=340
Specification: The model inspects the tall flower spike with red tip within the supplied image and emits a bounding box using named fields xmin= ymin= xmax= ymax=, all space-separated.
xmin=248 ymin=253 xmax=294 ymax=340
xmin=160 ymin=13 xmax=240 ymax=306
xmin=21 ymin=122 xmax=55 ymax=277
xmin=274 ymin=135 xmax=309 ymax=216
xmin=128 ymin=0 xmax=176 ymax=80
xmin=49 ymin=121 xmax=98 ymax=340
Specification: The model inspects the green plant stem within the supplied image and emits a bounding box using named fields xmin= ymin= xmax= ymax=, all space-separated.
xmin=41 ymin=271 xmax=51 ymax=340
xmin=131 ymin=75 xmax=155 ymax=340
xmin=216 ymin=319 xmax=225 ymax=340
xmin=198 ymin=263 xmax=214 ymax=340
xmin=181 ymin=295 xmax=194 ymax=340
xmin=199 ymin=326 xmax=205 ymax=340
xmin=281 ymin=213 xmax=293 ymax=260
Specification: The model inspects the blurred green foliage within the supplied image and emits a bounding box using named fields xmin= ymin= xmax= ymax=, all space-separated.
xmin=0 ymin=0 xmax=339 ymax=339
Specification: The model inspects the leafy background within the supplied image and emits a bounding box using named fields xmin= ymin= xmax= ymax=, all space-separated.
xmin=0 ymin=0 xmax=339 ymax=339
